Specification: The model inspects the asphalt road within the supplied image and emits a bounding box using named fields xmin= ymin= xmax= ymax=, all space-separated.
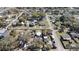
xmin=52 ymin=30 xmax=65 ymax=51
xmin=46 ymin=14 xmax=65 ymax=51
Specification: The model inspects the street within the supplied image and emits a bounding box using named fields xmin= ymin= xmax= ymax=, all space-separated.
xmin=46 ymin=13 xmax=65 ymax=51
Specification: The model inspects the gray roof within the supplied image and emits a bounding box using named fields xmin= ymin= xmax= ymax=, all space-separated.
xmin=0 ymin=28 xmax=7 ymax=36
xmin=0 ymin=28 xmax=7 ymax=34
xmin=71 ymin=32 xmax=79 ymax=37
xmin=62 ymin=33 xmax=71 ymax=40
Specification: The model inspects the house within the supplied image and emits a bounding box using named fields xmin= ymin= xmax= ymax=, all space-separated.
xmin=21 ymin=22 xmax=25 ymax=25
xmin=70 ymin=32 xmax=79 ymax=38
xmin=31 ymin=20 xmax=37 ymax=25
xmin=49 ymin=16 xmax=56 ymax=23
xmin=29 ymin=21 xmax=36 ymax=27
xmin=0 ymin=28 xmax=7 ymax=37
xmin=18 ymin=34 xmax=26 ymax=48
xmin=19 ymin=39 xmax=26 ymax=48
xmin=43 ymin=36 xmax=48 ymax=39
xmin=12 ymin=20 xmax=19 ymax=26
xmin=61 ymin=33 xmax=71 ymax=40
xmin=33 ymin=20 xmax=37 ymax=23
xmin=36 ymin=31 xmax=42 ymax=36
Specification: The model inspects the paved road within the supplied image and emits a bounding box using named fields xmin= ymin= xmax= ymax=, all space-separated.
xmin=52 ymin=30 xmax=65 ymax=51
xmin=46 ymin=13 xmax=65 ymax=51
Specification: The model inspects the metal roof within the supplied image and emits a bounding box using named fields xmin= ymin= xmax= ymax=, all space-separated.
xmin=0 ymin=28 xmax=7 ymax=34
xmin=62 ymin=33 xmax=71 ymax=40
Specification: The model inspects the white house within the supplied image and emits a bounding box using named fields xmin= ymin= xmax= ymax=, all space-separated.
xmin=0 ymin=28 xmax=7 ymax=37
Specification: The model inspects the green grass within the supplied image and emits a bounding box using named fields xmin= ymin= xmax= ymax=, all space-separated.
xmin=56 ymin=31 xmax=65 ymax=36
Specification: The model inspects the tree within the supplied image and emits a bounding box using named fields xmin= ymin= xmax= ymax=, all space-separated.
xmin=18 ymin=17 xmax=25 ymax=22
xmin=32 ymin=12 xmax=45 ymax=20
xmin=32 ymin=12 xmax=40 ymax=18
xmin=60 ymin=16 xmax=65 ymax=22
xmin=10 ymin=30 xmax=16 ymax=37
